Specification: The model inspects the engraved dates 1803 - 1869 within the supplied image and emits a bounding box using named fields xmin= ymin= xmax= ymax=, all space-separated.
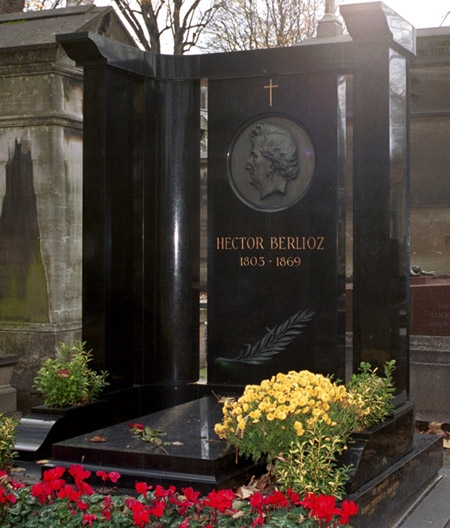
xmin=227 ymin=115 xmax=315 ymax=212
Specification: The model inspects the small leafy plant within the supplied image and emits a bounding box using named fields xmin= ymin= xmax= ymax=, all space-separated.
xmin=33 ymin=342 xmax=109 ymax=408
xmin=347 ymin=360 xmax=396 ymax=430
xmin=215 ymin=362 xmax=396 ymax=498
xmin=0 ymin=414 xmax=18 ymax=469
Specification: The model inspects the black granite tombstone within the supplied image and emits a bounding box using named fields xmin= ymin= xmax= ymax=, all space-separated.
xmin=57 ymin=3 xmax=415 ymax=405
xmin=46 ymin=3 xmax=443 ymax=526
xmin=207 ymin=73 xmax=346 ymax=386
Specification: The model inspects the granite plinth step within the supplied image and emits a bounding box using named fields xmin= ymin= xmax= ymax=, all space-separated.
xmin=347 ymin=433 xmax=443 ymax=528
xmin=49 ymin=396 xmax=261 ymax=493
xmin=341 ymin=400 xmax=415 ymax=493
xmin=31 ymin=397 xmax=445 ymax=527
xmin=14 ymin=401 xmax=111 ymax=460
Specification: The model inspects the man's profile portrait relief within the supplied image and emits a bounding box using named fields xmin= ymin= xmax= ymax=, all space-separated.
xmin=246 ymin=123 xmax=299 ymax=200
xmin=228 ymin=116 xmax=315 ymax=212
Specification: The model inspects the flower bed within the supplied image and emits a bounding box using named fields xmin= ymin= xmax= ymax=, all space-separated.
xmin=214 ymin=363 xmax=395 ymax=497
xmin=0 ymin=464 xmax=358 ymax=527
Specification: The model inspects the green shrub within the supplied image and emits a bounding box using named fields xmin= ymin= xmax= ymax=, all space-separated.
xmin=0 ymin=414 xmax=18 ymax=469
xmin=347 ymin=360 xmax=396 ymax=430
xmin=34 ymin=342 xmax=109 ymax=408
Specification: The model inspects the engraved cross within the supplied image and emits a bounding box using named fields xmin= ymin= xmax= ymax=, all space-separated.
xmin=264 ymin=78 xmax=278 ymax=107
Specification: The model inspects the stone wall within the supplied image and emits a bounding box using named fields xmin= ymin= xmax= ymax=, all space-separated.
xmin=0 ymin=0 xmax=24 ymax=14
xmin=410 ymin=336 xmax=450 ymax=422
xmin=0 ymin=46 xmax=83 ymax=412
xmin=0 ymin=5 xmax=137 ymax=414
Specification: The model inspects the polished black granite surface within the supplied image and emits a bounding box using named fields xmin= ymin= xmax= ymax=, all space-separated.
xmin=15 ymin=401 xmax=111 ymax=460
xmin=341 ymin=401 xmax=415 ymax=493
xmin=50 ymin=396 xmax=261 ymax=492
xmin=348 ymin=433 xmax=443 ymax=528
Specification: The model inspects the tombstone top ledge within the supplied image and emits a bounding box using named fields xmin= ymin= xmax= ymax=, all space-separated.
xmin=340 ymin=1 xmax=416 ymax=56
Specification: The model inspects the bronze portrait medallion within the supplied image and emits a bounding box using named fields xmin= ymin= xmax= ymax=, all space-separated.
xmin=227 ymin=115 xmax=315 ymax=212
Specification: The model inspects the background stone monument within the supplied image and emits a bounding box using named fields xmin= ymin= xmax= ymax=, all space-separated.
xmin=0 ymin=5 xmax=136 ymax=413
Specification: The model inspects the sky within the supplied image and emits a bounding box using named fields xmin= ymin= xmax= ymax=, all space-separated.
xmin=95 ymin=0 xmax=450 ymax=53
xmin=95 ymin=0 xmax=450 ymax=29
xmin=340 ymin=0 xmax=450 ymax=28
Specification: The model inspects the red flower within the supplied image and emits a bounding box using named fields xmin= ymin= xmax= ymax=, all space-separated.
xmin=43 ymin=466 xmax=66 ymax=481
xmin=77 ymin=499 xmax=89 ymax=511
xmin=82 ymin=513 xmax=97 ymax=526
xmin=0 ymin=487 xmax=16 ymax=505
xmin=150 ymin=497 xmax=166 ymax=517
xmin=202 ymin=488 xmax=235 ymax=512
xmin=286 ymin=488 xmax=301 ymax=505
xmin=129 ymin=422 xmax=145 ymax=431
xmin=69 ymin=465 xmax=91 ymax=482
xmin=125 ymin=497 xmax=137 ymax=508
xmin=252 ymin=516 xmax=265 ymax=527
xmin=177 ymin=486 xmax=201 ymax=514
xmin=264 ymin=490 xmax=289 ymax=509
xmin=181 ymin=487 xmax=201 ymax=503
xmin=130 ymin=500 xmax=151 ymax=527
xmin=300 ymin=491 xmax=317 ymax=510
xmin=6 ymin=492 xmax=16 ymax=504
xmin=249 ymin=492 xmax=265 ymax=512
xmin=96 ymin=470 xmax=121 ymax=484
xmin=311 ymin=494 xmax=340 ymax=524
xmin=101 ymin=496 xmax=112 ymax=521
xmin=7 ymin=478 xmax=25 ymax=490
xmin=69 ymin=464 xmax=93 ymax=495
xmin=109 ymin=471 xmax=121 ymax=483
xmin=57 ymin=484 xmax=83 ymax=503
xmin=135 ymin=481 xmax=152 ymax=498
xmin=339 ymin=499 xmax=359 ymax=525
xmin=48 ymin=479 xmax=65 ymax=492
xmin=249 ymin=492 xmax=265 ymax=526
xmin=77 ymin=480 xmax=94 ymax=496
xmin=31 ymin=481 xmax=54 ymax=504
xmin=154 ymin=484 xmax=176 ymax=498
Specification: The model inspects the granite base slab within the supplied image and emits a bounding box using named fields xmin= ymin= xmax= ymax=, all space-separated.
xmin=15 ymin=400 xmax=110 ymax=460
xmin=49 ymin=396 xmax=262 ymax=493
xmin=341 ymin=400 xmax=415 ymax=493
xmin=49 ymin=396 xmax=442 ymax=527
xmin=347 ymin=433 xmax=443 ymax=528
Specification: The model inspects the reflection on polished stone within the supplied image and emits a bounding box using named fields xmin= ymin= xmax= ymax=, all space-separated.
xmin=50 ymin=396 xmax=261 ymax=492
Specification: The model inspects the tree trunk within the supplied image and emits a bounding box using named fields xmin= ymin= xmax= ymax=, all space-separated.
xmin=0 ymin=0 xmax=24 ymax=13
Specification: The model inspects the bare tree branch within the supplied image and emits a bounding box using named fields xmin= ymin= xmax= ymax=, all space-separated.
xmin=24 ymin=0 xmax=64 ymax=10
xmin=112 ymin=0 xmax=222 ymax=54
xmin=203 ymin=0 xmax=323 ymax=52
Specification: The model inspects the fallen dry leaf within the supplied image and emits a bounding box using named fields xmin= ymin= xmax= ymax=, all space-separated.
xmin=211 ymin=390 xmax=236 ymax=404
xmin=428 ymin=422 xmax=444 ymax=435
xmin=235 ymin=485 xmax=257 ymax=500
xmin=87 ymin=435 xmax=107 ymax=443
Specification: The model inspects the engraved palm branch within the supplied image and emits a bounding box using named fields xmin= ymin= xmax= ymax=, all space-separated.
xmin=216 ymin=309 xmax=315 ymax=366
